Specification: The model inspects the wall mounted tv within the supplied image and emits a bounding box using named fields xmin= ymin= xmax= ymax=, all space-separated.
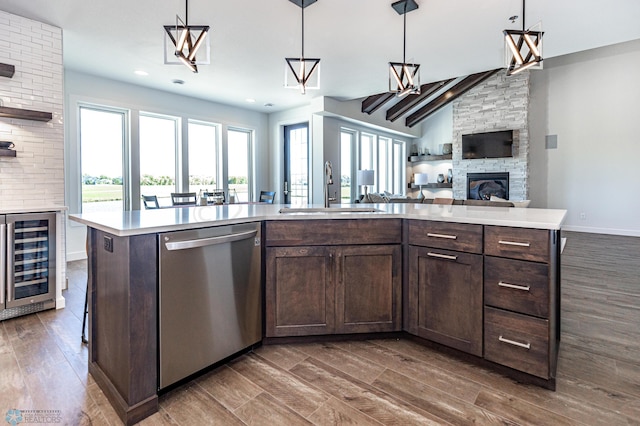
xmin=462 ymin=130 xmax=514 ymax=159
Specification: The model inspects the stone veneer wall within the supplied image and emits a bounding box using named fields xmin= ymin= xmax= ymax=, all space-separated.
xmin=451 ymin=71 xmax=529 ymax=201
xmin=0 ymin=11 xmax=64 ymax=209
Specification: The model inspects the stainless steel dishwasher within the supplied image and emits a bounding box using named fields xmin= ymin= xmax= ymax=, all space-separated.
xmin=158 ymin=222 xmax=262 ymax=389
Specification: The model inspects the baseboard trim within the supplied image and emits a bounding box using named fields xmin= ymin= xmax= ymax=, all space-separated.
xmin=562 ymin=225 xmax=640 ymax=237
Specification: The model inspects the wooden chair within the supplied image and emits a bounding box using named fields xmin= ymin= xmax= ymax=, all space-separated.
xmin=259 ymin=191 xmax=276 ymax=204
xmin=142 ymin=195 xmax=160 ymax=209
xmin=433 ymin=197 xmax=454 ymax=205
xmin=171 ymin=192 xmax=197 ymax=206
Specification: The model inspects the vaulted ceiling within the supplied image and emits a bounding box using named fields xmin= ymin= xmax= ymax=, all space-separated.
xmin=1 ymin=0 xmax=640 ymax=113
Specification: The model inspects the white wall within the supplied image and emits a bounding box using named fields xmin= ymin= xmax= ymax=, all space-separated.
xmin=64 ymin=70 xmax=269 ymax=259
xmin=529 ymin=39 xmax=640 ymax=236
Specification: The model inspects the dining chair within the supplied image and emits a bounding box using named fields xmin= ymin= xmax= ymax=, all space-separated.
xmin=259 ymin=191 xmax=276 ymax=204
xmin=433 ymin=197 xmax=455 ymax=205
xmin=142 ymin=194 xmax=160 ymax=209
xmin=171 ymin=192 xmax=197 ymax=206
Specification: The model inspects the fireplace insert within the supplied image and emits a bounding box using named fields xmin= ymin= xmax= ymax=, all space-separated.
xmin=467 ymin=172 xmax=509 ymax=200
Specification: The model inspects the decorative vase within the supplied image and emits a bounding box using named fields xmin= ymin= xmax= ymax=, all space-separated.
xmin=442 ymin=143 xmax=452 ymax=155
xmin=437 ymin=174 xmax=445 ymax=183
xmin=447 ymin=168 xmax=453 ymax=183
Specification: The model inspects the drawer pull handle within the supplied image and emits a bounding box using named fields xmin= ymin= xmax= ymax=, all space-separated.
xmin=427 ymin=233 xmax=457 ymax=240
xmin=427 ymin=252 xmax=458 ymax=261
xmin=498 ymin=281 xmax=531 ymax=291
xmin=498 ymin=240 xmax=531 ymax=247
xmin=498 ymin=335 xmax=531 ymax=350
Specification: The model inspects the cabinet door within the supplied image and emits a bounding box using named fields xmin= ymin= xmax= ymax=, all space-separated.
xmin=335 ymin=245 xmax=402 ymax=334
xmin=265 ymin=246 xmax=334 ymax=337
xmin=409 ymin=246 xmax=483 ymax=356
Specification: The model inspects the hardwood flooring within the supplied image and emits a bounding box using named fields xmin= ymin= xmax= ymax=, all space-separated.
xmin=0 ymin=231 xmax=638 ymax=425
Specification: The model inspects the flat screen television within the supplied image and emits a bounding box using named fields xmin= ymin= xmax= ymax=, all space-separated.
xmin=462 ymin=130 xmax=513 ymax=159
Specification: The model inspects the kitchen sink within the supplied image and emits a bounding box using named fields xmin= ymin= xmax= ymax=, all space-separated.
xmin=278 ymin=207 xmax=383 ymax=214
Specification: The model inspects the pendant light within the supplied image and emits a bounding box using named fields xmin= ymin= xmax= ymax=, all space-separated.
xmin=164 ymin=0 xmax=210 ymax=73
xmin=389 ymin=0 xmax=420 ymax=97
xmin=285 ymin=0 xmax=321 ymax=95
xmin=504 ymin=0 xmax=543 ymax=76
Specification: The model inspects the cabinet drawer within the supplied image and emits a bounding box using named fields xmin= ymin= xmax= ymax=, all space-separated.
xmin=408 ymin=220 xmax=483 ymax=254
xmin=485 ymin=226 xmax=549 ymax=262
xmin=484 ymin=256 xmax=549 ymax=318
xmin=484 ymin=307 xmax=549 ymax=379
xmin=265 ymin=219 xmax=402 ymax=246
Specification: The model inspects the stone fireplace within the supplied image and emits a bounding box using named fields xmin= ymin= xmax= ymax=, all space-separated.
xmin=467 ymin=172 xmax=509 ymax=200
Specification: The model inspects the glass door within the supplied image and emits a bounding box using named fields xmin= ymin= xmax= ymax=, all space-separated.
xmin=5 ymin=212 xmax=56 ymax=308
xmin=284 ymin=123 xmax=309 ymax=205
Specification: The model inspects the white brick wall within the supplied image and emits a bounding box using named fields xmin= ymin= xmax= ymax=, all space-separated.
xmin=451 ymin=71 xmax=530 ymax=201
xmin=0 ymin=10 xmax=64 ymax=209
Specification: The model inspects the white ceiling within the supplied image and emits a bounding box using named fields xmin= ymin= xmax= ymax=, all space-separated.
xmin=2 ymin=0 xmax=640 ymax=112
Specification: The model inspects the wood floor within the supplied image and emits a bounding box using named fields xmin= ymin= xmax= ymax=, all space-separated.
xmin=0 ymin=231 xmax=639 ymax=425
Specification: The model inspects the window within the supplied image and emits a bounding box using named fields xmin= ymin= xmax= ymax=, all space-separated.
xmin=284 ymin=123 xmax=309 ymax=205
xmin=188 ymin=120 xmax=219 ymax=194
xmin=79 ymin=106 xmax=126 ymax=213
xmin=227 ymin=128 xmax=252 ymax=202
xmin=139 ymin=113 xmax=179 ymax=205
xmin=340 ymin=129 xmax=355 ymax=203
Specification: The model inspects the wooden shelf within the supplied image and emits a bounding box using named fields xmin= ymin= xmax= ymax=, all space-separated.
xmin=0 ymin=149 xmax=16 ymax=157
xmin=408 ymin=153 xmax=452 ymax=163
xmin=408 ymin=182 xmax=452 ymax=189
xmin=0 ymin=106 xmax=52 ymax=122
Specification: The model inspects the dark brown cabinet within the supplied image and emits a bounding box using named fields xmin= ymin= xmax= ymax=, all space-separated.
xmin=407 ymin=221 xmax=484 ymax=356
xmin=265 ymin=220 xmax=402 ymax=337
xmin=483 ymin=225 xmax=560 ymax=382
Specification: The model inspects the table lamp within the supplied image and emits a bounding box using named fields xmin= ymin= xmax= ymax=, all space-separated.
xmin=357 ymin=169 xmax=374 ymax=202
xmin=414 ymin=173 xmax=428 ymax=200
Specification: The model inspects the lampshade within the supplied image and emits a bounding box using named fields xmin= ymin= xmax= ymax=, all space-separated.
xmin=414 ymin=173 xmax=428 ymax=185
xmin=357 ymin=170 xmax=375 ymax=186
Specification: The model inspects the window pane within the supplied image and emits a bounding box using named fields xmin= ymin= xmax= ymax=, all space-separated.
xmin=378 ymin=137 xmax=390 ymax=193
xmin=393 ymin=141 xmax=406 ymax=194
xmin=188 ymin=121 xmax=218 ymax=194
xmin=140 ymin=114 xmax=177 ymax=206
xmin=287 ymin=125 xmax=308 ymax=205
xmin=228 ymin=129 xmax=251 ymax=202
xmin=341 ymin=131 xmax=353 ymax=203
xmin=80 ymin=107 xmax=124 ymax=213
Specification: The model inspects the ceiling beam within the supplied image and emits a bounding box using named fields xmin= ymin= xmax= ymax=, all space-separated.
xmin=405 ymin=68 xmax=501 ymax=128
xmin=361 ymin=92 xmax=396 ymax=115
xmin=386 ymin=79 xmax=454 ymax=122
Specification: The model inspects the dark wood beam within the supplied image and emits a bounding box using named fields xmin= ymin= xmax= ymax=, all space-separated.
xmin=0 ymin=106 xmax=53 ymax=122
xmin=0 ymin=63 xmax=15 ymax=78
xmin=386 ymin=79 xmax=454 ymax=122
xmin=405 ymin=69 xmax=501 ymax=128
xmin=361 ymin=92 xmax=396 ymax=115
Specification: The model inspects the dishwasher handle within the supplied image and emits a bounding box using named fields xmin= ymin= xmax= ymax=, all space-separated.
xmin=164 ymin=229 xmax=258 ymax=251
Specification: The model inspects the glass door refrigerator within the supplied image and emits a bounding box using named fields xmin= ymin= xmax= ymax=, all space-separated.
xmin=1 ymin=212 xmax=56 ymax=320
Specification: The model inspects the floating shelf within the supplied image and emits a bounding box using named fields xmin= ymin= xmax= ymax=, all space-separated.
xmin=0 ymin=106 xmax=52 ymax=122
xmin=408 ymin=182 xmax=452 ymax=189
xmin=408 ymin=153 xmax=452 ymax=163
xmin=0 ymin=149 xmax=16 ymax=157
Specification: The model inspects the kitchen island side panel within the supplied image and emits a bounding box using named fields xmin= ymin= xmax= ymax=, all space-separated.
xmin=89 ymin=228 xmax=158 ymax=425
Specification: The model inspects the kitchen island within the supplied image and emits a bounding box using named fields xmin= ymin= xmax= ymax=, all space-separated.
xmin=70 ymin=203 xmax=566 ymax=425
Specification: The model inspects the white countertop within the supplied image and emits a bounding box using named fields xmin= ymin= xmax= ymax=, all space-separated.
xmin=0 ymin=205 xmax=67 ymax=215
xmin=69 ymin=203 xmax=567 ymax=237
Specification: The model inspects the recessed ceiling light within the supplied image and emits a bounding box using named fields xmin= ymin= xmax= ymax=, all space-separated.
xmin=172 ymin=79 xmax=185 ymax=85
xmin=134 ymin=70 xmax=149 ymax=76
xmin=246 ymin=98 xmax=256 ymax=103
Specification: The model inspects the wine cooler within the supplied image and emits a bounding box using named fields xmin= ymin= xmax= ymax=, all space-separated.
xmin=1 ymin=212 xmax=56 ymax=321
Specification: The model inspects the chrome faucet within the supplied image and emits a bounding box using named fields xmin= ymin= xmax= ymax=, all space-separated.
xmin=324 ymin=161 xmax=333 ymax=208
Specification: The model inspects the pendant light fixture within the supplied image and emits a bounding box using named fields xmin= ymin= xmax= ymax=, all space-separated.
xmin=164 ymin=0 xmax=210 ymax=73
xmin=389 ymin=0 xmax=420 ymax=97
xmin=285 ymin=0 xmax=321 ymax=95
xmin=504 ymin=0 xmax=543 ymax=76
